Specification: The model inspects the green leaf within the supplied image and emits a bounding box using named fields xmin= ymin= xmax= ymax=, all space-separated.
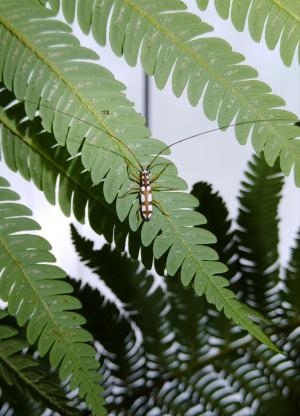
xmin=50 ymin=0 xmax=300 ymax=184
xmin=197 ymin=0 xmax=300 ymax=66
xmin=0 ymin=177 xmax=105 ymax=415
xmin=0 ymin=314 xmax=82 ymax=415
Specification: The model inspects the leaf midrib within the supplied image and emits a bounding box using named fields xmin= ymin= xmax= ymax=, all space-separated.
xmin=272 ymin=0 xmax=300 ymax=23
xmin=0 ymin=228 xmax=99 ymax=404
xmin=124 ymin=0 xmax=288 ymax=146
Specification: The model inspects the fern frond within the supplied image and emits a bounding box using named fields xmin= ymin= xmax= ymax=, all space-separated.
xmin=236 ymin=154 xmax=284 ymax=318
xmin=71 ymin=225 xmax=178 ymax=372
xmin=70 ymin=278 xmax=139 ymax=409
xmin=0 ymin=87 xmax=118 ymax=241
xmin=70 ymin=226 xmax=300 ymax=415
xmin=70 ymin=226 xmax=173 ymax=410
xmin=192 ymin=182 xmax=239 ymax=281
xmin=46 ymin=0 xmax=300 ymax=184
xmin=0 ymin=382 xmax=36 ymax=416
xmin=197 ymin=0 xmax=300 ymax=67
xmin=164 ymin=182 xmax=238 ymax=352
xmin=285 ymin=229 xmax=300 ymax=315
xmin=220 ymin=338 xmax=300 ymax=416
xmin=0 ymin=178 xmax=105 ymax=415
xmin=0 ymin=311 xmax=81 ymax=415
xmin=71 ymin=227 xmax=244 ymax=414
xmin=190 ymin=182 xmax=242 ymax=343
xmin=0 ymin=3 xmax=276 ymax=355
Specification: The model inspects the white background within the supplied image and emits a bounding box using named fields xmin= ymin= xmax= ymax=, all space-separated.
xmin=1 ymin=0 xmax=299 ymax=282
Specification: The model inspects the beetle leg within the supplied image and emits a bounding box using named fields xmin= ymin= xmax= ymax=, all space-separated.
xmin=119 ymin=186 xmax=139 ymax=198
xmin=152 ymin=199 xmax=169 ymax=217
xmin=150 ymin=163 xmax=171 ymax=183
xmin=152 ymin=185 xmax=178 ymax=192
xmin=126 ymin=164 xmax=140 ymax=183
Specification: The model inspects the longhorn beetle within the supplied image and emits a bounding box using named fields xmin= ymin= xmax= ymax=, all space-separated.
xmin=20 ymin=99 xmax=297 ymax=222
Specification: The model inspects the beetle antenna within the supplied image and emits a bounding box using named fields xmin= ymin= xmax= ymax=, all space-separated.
xmin=146 ymin=118 xmax=299 ymax=170
xmin=19 ymin=99 xmax=144 ymax=170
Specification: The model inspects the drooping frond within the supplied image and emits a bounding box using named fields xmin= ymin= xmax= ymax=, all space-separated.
xmin=197 ymin=0 xmax=300 ymax=66
xmin=44 ymin=0 xmax=300 ymax=184
xmin=0 ymin=310 xmax=81 ymax=415
xmin=70 ymin=226 xmax=300 ymax=415
xmin=164 ymin=182 xmax=240 ymax=355
xmin=0 ymin=177 xmax=105 ymax=415
xmin=285 ymin=229 xmax=300 ymax=315
xmin=0 ymin=0 xmax=276 ymax=352
xmin=236 ymin=154 xmax=284 ymax=318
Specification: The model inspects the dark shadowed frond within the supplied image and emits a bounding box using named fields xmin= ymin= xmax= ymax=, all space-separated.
xmin=285 ymin=229 xmax=300 ymax=316
xmin=44 ymin=0 xmax=300 ymax=184
xmin=237 ymin=154 xmax=284 ymax=318
xmin=190 ymin=181 xmax=241 ymax=344
xmin=70 ymin=225 xmax=300 ymax=415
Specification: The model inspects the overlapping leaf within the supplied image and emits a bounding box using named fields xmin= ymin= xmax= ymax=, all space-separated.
xmin=71 ymin=227 xmax=245 ymax=415
xmin=46 ymin=0 xmax=300 ymax=184
xmin=197 ymin=0 xmax=300 ymax=66
xmin=191 ymin=182 xmax=240 ymax=344
xmin=0 ymin=311 xmax=81 ymax=415
xmin=70 ymin=278 xmax=137 ymax=410
xmin=0 ymin=177 xmax=105 ymax=415
xmin=0 ymin=0 xmax=277 ymax=350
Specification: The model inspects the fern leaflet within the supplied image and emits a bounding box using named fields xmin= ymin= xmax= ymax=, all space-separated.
xmin=70 ymin=225 xmax=300 ymax=415
xmin=197 ymin=0 xmax=300 ymax=66
xmin=0 ymin=310 xmax=81 ymax=415
xmin=0 ymin=177 xmax=105 ymax=415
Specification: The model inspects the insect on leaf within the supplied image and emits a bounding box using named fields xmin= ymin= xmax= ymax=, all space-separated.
xmin=48 ymin=0 xmax=300 ymax=185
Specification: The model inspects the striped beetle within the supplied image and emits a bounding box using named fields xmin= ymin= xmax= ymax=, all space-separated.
xmin=20 ymin=100 xmax=294 ymax=222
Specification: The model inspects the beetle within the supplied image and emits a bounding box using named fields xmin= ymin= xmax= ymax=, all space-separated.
xmin=21 ymin=99 xmax=295 ymax=222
